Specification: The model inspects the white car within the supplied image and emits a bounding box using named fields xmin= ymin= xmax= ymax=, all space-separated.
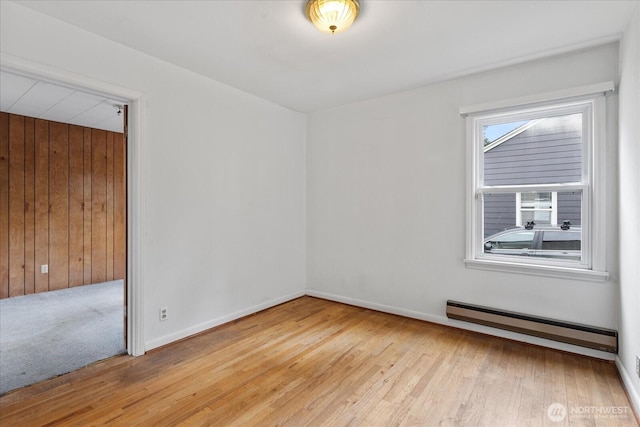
xmin=483 ymin=225 xmax=581 ymax=261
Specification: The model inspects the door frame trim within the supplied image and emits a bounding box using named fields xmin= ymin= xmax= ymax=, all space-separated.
xmin=1 ymin=52 xmax=146 ymax=356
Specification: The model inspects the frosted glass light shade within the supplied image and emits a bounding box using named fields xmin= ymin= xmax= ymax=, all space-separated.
xmin=305 ymin=0 xmax=360 ymax=34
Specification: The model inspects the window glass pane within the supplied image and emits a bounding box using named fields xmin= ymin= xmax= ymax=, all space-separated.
xmin=538 ymin=230 xmax=581 ymax=261
xmin=484 ymin=230 xmax=534 ymax=256
xmin=521 ymin=191 xmax=553 ymax=225
xmin=521 ymin=192 xmax=551 ymax=209
xmin=557 ymin=190 xmax=582 ymax=226
xmin=541 ymin=231 xmax=581 ymax=250
xmin=490 ymin=231 xmax=535 ymax=248
xmin=483 ymin=113 xmax=582 ymax=186
xmin=483 ymin=191 xmax=583 ymax=262
xmin=483 ymin=193 xmax=516 ymax=238
xmin=522 ymin=210 xmax=551 ymax=224
xmin=483 ymin=120 xmax=527 ymax=146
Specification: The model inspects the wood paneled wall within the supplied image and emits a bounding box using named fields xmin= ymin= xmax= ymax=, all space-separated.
xmin=0 ymin=112 xmax=126 ymax=299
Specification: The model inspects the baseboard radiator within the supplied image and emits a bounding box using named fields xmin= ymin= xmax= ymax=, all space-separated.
xmin=446 ymin=300 xmax=618 ymax=353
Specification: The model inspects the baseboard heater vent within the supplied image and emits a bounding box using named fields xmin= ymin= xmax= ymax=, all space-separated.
xmin=446 ymin=300 xmax=617 ymax=353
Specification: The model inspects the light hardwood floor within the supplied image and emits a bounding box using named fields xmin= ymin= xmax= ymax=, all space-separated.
xmin=0 ymin=296 xmax=637 ymax=426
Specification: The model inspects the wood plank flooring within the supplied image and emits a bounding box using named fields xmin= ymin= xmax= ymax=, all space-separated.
xmin=0 ymin=296 xmax=637 ymax=426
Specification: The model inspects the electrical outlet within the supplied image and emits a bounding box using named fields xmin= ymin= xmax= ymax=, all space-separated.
xmin=41 ymin=264 xmax=48 ymax=274
xmin=160 ymin=307 xmax=168 ymax=322
xmin=636 ymin=355 xmax=640 ymax=379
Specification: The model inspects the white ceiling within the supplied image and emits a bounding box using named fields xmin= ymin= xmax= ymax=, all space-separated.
xmin=7 ymin=0 xmax=639 ymax=113
xmin=0 ymin=71 xmax=125 ymax=132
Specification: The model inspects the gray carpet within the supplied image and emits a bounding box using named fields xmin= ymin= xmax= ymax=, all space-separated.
xmin=0 ymin=280 xmax=126 ymax=394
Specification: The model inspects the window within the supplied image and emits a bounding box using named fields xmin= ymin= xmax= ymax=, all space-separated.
xmin=516 ymin=191 xmax=557 ymax=227
xmin=462 ymin=84 xmax=611 ymax=281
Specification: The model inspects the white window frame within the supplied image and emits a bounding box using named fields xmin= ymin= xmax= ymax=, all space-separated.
xmin=461 ymin=83 xmax=612 ymax=281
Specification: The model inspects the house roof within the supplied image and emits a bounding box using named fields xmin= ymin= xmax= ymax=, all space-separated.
xmin=484 ymin=119 xmax=544 ymax=153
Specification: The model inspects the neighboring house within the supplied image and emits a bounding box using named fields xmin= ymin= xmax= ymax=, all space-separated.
xmin=483 ymin=115 xmax=582 ymax=237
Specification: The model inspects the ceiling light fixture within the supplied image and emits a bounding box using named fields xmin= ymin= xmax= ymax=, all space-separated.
xmin=305 ymin=0 xmax=360 ymax=34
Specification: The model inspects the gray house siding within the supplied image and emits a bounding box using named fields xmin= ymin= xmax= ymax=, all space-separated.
xmin=484 ymin=114 xmax=582 ymax=186
xmin=557 ymin=191 xmax=582 ymax=226
xmin=484 ymin=193 xmax=516 ymax=237
xmin=483 ymin=114 xmax=582 ymax=237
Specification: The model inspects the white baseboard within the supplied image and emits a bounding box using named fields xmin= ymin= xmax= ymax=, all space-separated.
xmin=145 ymin=289 xmax=306 ymax=351
xmin=305 ymin=289 xmax=616 ymax=361
xmin=616 ymin=356 xmax=640 ymax=418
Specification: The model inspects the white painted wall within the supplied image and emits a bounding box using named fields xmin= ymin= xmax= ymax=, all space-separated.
xmin=618 ymin=2 xmax=640 ymax=411
xmin=307 ymin=43 xmax=621 ymax=356
xmin=0 ymin=2 xmax=307 ymax=350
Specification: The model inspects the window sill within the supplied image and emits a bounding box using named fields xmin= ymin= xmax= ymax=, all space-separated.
xmin=464 ymin=258 xmax=609 ymax=282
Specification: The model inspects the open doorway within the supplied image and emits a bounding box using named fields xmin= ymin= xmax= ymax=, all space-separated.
xmin=0 ymin=69 xmax=135 ymax=394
